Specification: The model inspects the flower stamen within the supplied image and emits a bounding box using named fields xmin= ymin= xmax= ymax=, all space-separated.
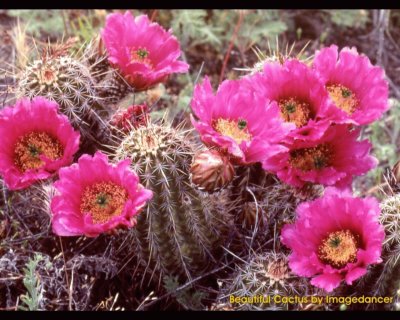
xmin=326 ymin=84 xmax=359 ymax=115
xmin=80 ymin=182 xmax=128 ymax=224
xmin=318 ymin=229 xmax=359 ymax=269
xmin=213 ymin=118 xmax=252 ymax=144
xmin=130 ymin=47 xmax=153 ymax=68
xmin=278 ymin=97 xmax=313 ymax=127
xmin=289 ymin=143 xmax=333 ymax=172
xmin=14 ymin=131 xmax=63 ymax=172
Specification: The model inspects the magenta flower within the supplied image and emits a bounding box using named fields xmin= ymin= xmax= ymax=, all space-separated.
xmin=313 ymin=45 xmax=389 ymax=125
xmin=190 ymin=76 xmax=294 ymax=165
xmin=281 ymin=187 xmax=384 ymax=292
xmin=263 ymin=124 xmax=377 ymax=188
xmin=51 ymin=151 xmax=152 ymax=237
xmin=0 ymin=97 xmax=80 ymax=190
xmin=102 ymin=11 xmax=189 ymax=92
xmin=247 ymin=59 xmax=339 ymax=140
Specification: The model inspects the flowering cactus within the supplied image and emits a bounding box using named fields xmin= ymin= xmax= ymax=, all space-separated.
xmin=313 ymin=45 xmax=389 ymax=125
xmin=17 ymin=52 xmax=112 ymax=152
xmin=115 ymin=121 xmax=232 ymax=281
xmin=281 ymin=187 xmax=384 ymax=292
xmin=263 ymin=124 xmax=377 ymax=188
xmin=50 ymin=151 xmax=152 ymax=237
xmin=0 ymin=97 xmax=80 ymax=190
xmin=246 ymin=59 xmax=337 ymax=140
xmin=102 ymin=11 xmax=189 ymax=92
xmin=191 ymin=76 xmax=293 ymax=165
xmin=2 ymin=9 xmax=398 ymax=311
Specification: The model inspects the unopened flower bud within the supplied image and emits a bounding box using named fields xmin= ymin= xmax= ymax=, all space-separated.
xmin=190 ymin=149 xmax=234 ymax=193
xmin=111 ymin=104 xmax=149 ymax=133
xmin=238 ymin=201 xmax=266 ymax=229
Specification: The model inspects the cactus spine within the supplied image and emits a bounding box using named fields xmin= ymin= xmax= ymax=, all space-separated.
xmin=231 ymin=163 xmax=322 ymax=232
xmin=17 ymin=51 xmax=112 ymax=151
xmin=83 ymin=38 xmax=132 ymax=105
xmin=216 ymin=251 xmax=313 ymax=310
xmin=115 ymin=122 xmax=232 ymax=282
xmin=375 ymin=195 xmax=400 ymax=306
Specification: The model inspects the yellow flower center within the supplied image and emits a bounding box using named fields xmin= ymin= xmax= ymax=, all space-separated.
xmin=326 ymin=84 xmax=359 ymax=115
xmin=318 ymin=229 xmax=359 ymax=269
xmin=289 ymin=143 xmax=333 ymax=172
xmin=213 ymin=118 xmax=252 ymax=144
xmin=278 ymin=97 xmax=313 ymax=127
xmin=14 ymin=131 xmax=63 ymax=172
xmin=80 ymin=182 xmax=128 ymax=224
xmin=130 ymin=47 xmax=153 ymax=68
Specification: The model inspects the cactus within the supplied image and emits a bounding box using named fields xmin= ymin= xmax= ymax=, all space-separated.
xmin=82 ymin=37 xmax=110 ymax=84
xmin=237 ymin=42 xmax=312 ymax=76
xmin=98 ymin=69 xmax=132 ymax=105
xmin=374 ymin=195 xmax=400 ymax=305
xmin=353 ymin=194 xmax=400 ymax=310
xmin=16 ymin=51 xmax=112 ymax=152
xmin=82 ymin=38 xmax=132 ymax=105
xmin=215 ymin=251 xmax=314 ymax=310
xmin=114 ymin=121 xmax=233 ymax=283
xmin=230 ymin=163 xmax=322 ymax=232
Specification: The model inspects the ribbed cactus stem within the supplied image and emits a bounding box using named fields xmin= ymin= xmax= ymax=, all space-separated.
xmin=17 ymin=54 xmax=112 ymax=151
xmin=375 ymin=195 xmax=400 ymax=305
xmin=82 ymin=38 xmax=132 ymax=105
xmin=216 ymin=251 xmax=313 ymax=310
xmin=82 ymin=37 xmax=110 ymax=84
xmin=115 ymin=122 xmax=231 ymax=281
xmin=231 ymin=163 xmax=322 ymax=231
xmin=98 ymin=70 xmax=131 ymax=105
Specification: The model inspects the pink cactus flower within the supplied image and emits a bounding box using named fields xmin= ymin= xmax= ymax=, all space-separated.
xmin=247 ymin=59 xmax=340 ymax=140
xmin=281 ymin=187 xmax=384 ymax=292
xmin=263 ymin=124 xmax=377 ymax=188
xmin=190 ymin=76 xmax=294 ymax=165
xmin=313 ymin=45 xmax=389 ymax=125
xmin=0 ymin=97 xmax=80 ymax=190
xmin=51 ymin=151 xmax=152 ymax=237
xmin=102 ymin=11 xmax=189 ymax=92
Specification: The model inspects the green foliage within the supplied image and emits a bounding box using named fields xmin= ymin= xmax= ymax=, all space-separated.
xmin=151 ymin=81 xmax=194 ymax=123
xmin=8 ymin=10 xmax=65 ymax=37
xmin=362 ymin=99 xmax=400 ymax=186
xmin=163 ymin=275 xmax=207 ymax=310
xmin=69 ymin=11 xmax=105 ymax=44
xmin=19 ymin=254 xmax=47 ymax=311
xmin=70 ymin=15 xmax=98 ymax=43
xmin=236 ymin=10 xmax=288 ymax=51
xmin=170 ymin=10 xmax=287 ymax=54
xmin=209 ymin=10 xmax=287 ymax=53
xmin=326 ymin=10 xmax=370 ymax=29
xmin=170 ymin=10 xmax=223 ymax=48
